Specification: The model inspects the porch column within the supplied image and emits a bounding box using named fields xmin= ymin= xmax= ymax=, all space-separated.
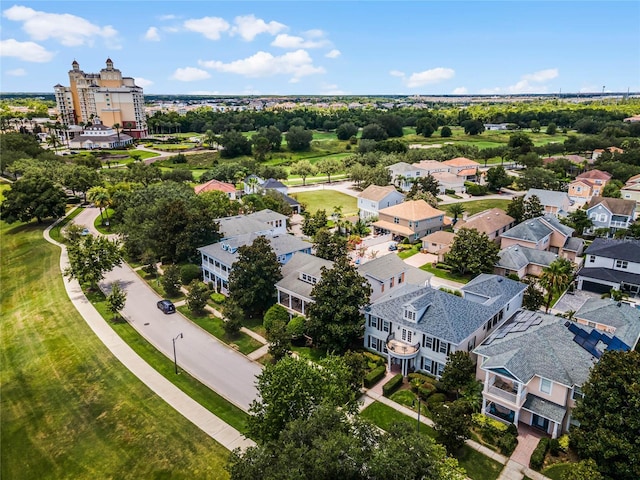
xmin=552 ymin=422 xmax=559 ymax=439
xmin=514 ymin=409 xmax=520 ymax=425
xmin=288 ymin=295 xmax=292 ymax=310
xmin=482 ymin=398 xmax=487 ymax=414
xmin=516 ymin=382 xmax=523 ymax=406
xmin=483 ymin=370 xmax=490 ymax=392
xmin=301 ymin=300 xmax=305 ymax=316
xmin=387 ymin=354 xmax=391 ymax=372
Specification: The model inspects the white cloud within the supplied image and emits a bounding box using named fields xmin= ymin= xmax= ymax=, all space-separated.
xmin=134 ymin=77 xmax=154 ymax=88
xmin=452 ymin=87 xmax=468 ymax=95
xmin=170 ymin=67 xmax=211 ymax=82
xmin=389 ymin=70 xmax=405 ymax=78
xmin=506 ymin=68 xmax=559 ymax=93
xmin=7 ymin=68 xmax=27 ymax=76
xmin=159 ymin=14 xmax=177 ymax=21
xmin=3 ymin=5 xmax=119 ymax=48
xmin=144 ymin=27 xmax=160 ymax=41
xmin=231 ymin=14 xmax=286 ymax=41
xmin=325 ymin=49 xmax=341 ymax=59
xmin=271 ymin=33 xmax=328 ymax=49
xmin=199 ymin=49 xmax=324 ymax=81
xmin=320 ymin=83 xmax=348 ymax=95
xmin=0 ymin=38 xmax=54 ymax=62
xmin=405 ymin=67 xmax=455 ymax=88
xmin=523 ymin=68 xmax=558 ymax=83
xmin=183 ymin=16 xmax=229 ymax=40
xmin=304 ymin=29 xmax=324 ymax=38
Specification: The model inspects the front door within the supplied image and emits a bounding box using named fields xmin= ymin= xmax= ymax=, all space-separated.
xmin=532 ymin=414 xmax=549 ymax=432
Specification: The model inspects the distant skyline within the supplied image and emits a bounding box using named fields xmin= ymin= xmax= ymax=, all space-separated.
xmin=1 ymin=1 xmax=638 ymax=96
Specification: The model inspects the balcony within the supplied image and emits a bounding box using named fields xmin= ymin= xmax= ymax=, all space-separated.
xmin=386 ymin=332 xmax=420 ymax=358
xmin=610 ymin=220 xmax=630 ymax=228
xmin=485 ymin=376 xmax=525 ymax=406
xmin=488 ymin=385 xmax=517 ymax=403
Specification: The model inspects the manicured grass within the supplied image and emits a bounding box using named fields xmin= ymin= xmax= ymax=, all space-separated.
xmin=397 ymin=243 xmax=421 ymax=259
xmin=178 ymin=306 xmax=263 ymax=355
xmin=92 ymin=208 xmax=116 ymax=234
xmin=449 ymin=198 xmax=511 ymax=216
xmin=361 ymin=401 xmax=436 ymax=438
xmin=1 ymin=221 xmax=231 ymax=479
xmin=289 ymin=190 xmax=357 ymax=216
xmin=49 ymin=206 xmax=84 ymax=243
xmin=420 ymin=263 xmax=473 ymax=284
xmin=542 ymin=462 xmax=573 ymax=480
xmin=142 ymin=272 xmax=185 ymax=301
xmin=241 ymin=314 xmax=267 ymax=338
xmin=290 ymin=345 xmax=327 ymax=362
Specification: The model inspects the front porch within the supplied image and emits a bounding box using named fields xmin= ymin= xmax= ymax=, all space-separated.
xmin=277 ymin=290 xmax=310 ymax=317
xmin=482 ymin=394 xmax=565 ymax=438
xmin=385 ymin=332 xmax=420 ymax=376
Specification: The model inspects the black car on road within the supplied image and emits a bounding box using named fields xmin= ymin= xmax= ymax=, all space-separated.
xmin=157 ymin=299 xmax=176 ymax=314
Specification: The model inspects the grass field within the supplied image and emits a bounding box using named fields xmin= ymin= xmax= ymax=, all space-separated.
xmin=1 ymin=220 xmax=231 ymax=479
xmin=541 ymin=462 xmax=573 ymax=480
xmin=420 ymin=263 xmax=473 ymax=284
xmin=447 ymin=198 xmax=512 ymax=216
xmin=289 ymin=190 xmax=357 ymax=216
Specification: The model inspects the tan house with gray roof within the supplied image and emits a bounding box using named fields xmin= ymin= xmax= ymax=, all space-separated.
xmin=373 ymin=200 xmax=446 ymax=241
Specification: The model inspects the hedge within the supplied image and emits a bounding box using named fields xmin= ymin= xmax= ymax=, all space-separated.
xmin=472 ymin=413 xmax=509 ymax=432
xmin=364 ymin=365 xmax=387 ymax=388
xmin=530 ymin=437 xmax=549 ymax=470
xmin=408 ymin=372 xmax=437 ymax=385
xmin=210 ymin=292 xmax=225 ymax=304
xmin=426 ymin=392 xmax=446 ymax=408
xmin=382 ymin=374 xmax=403 ymax=397
xmin=363 ymin=351 xmax=386 ymax=369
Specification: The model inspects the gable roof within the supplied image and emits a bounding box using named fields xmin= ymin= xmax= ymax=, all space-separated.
xmin=583 ymin=237 xmax=640 ymax=262
xmin=455 ymin=208 xmax=514 ymax=235
xmin=539 ymin=215 xmax=574 ymax=236
xmin=247 ymin=208 xmax=287 ymax=224
xmin=442 ymin=157 xmax=479 ymax=167
xmin=421 ymin=230 xmax=456 ymax=245
xmin=587 ymin=196 xmax=636 ymax=216
xmin=262 ymin=178 xmax=287 ymax=190
xmin=388 ymin=161 xmax=421 ymax=173
xmin=198 ymin=233 xmax=310 ymax=266
xmin=461 ymin=273 xmax=526 ymax=307
xmin=357 ymin=254 xmax=432 ymax=285
xmin=358 ymin=184 xmax=403 ymax=202
xmin=379 ymin=200 xmax=445 ymax=221
xmin=625 ymin=173 xmax=640 ymax=185
xmin=275 ymin=252 xmax=334 ymax=299
xmin=575 ymin=298 xmax=640 ymax=348
xmin=575 ymin=169 xmax=612 ymax=181
xmin=497 ymin=244 xmax=559 ymax=271
xmin=412 ymin=160 xmax=449 ymax=172
xmin=216 ymin=216 xmax=272 ymax=238
xmin=525 ymin=189 xmax=570 ymax=208
xmin=501 ymin=215 xmax=573 ymax=243
xmin=194 ymin=179 xmax=236 ymax=195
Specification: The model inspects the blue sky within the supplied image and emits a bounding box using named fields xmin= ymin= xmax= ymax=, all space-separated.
xmin=1 ymin=1 xmax=638 ymax=95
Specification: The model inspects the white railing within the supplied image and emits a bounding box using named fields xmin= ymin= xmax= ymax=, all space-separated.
xmin=488 ymin=385 xmax=517 ymax=404
xmin=386 ymin=333 xmax=420 ymax=357
xmin=610 ymin=220 xmax=630 ymax=228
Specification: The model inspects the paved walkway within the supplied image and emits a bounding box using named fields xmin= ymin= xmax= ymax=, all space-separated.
xmin=43 ymin=216 xmax=255 ymax=451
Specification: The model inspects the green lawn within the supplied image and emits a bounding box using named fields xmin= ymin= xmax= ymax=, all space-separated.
xmin=177 ymin=306 xmax=263 ymax=355
xmin=360 ymin=401 xmax=436 ymax=438
xmin=449 ymin=199 xmax=511 ymax=216
xmin=1 ymin=221 xmax=231 ymax=479
xmin=49 ymin=206 xmax=84 ymax=243
xmin=542 ymin=462 xmax=573 ymax=480
xmin=92 ymin=207 xmax=116 ymax=234
xmin=290 ymin=345 xmax=327 ymax=362
xmin=420 ymin=263 xmax=473 ymax=284
xmin=289 ymin=190 xmax=357 ymax=216
xmin=142 ymin=272 xmax=185 ymax=301
xmin=397 ymin=243 xmax=421 ymax=259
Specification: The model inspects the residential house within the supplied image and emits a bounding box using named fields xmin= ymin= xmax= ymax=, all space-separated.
xmin=357 ymin=185 xmax=405 ymax=220
xmin=577 ymin=238 xmax=640 ymax=296
xmin=364 ymin=274 xmax=525 ymax=376
xmin=217 ymin=209 xmax=287 ymax=239
xmin=568 ymin=170 xmax=612 ymax=203
xmin=387 ymin=162 xmax=426 ymax=191
xmin=442 ymin=157 xmax=480 ymax=182
xmin=373 ymin=200 xmax=446 ymax=242
xmin=574 ymin=297 xmax=640 ymax=336
xmin=495 ymin=244 xmax=560 ymax=279
xmin=591 ymin=146 xmax=624 ymax=161
xmin=585 ymin=196 xmax=636 ymax=235
xmin=484 ymin=123 xmax=509 ymax=131
xmin=431 ymin=171 xmax=466 ymax=194
xmin=68 ymin=122 xmax=134 ymax=149
xmin=454 ymin=208 xmax=515 ymax=242
xmin=412 ymin=160 xmax=450 ymax=175
xmin=542 ymin=155 xmax=591 ymax=168
xmin=421 ymin=231 xmax=456 ymax=261
xmin=243 ymin=174 xmax=264 ymax=195
xmin=474 ymin=308 xmax=639 ymax=438
xmin=621 ymin=173 xmax=640 ymax=205
xmin=262 ymin=178 xmax=288 ymax=195
xmin=275 ymin=252 xmax=333 ymax=317
xmin=194 ymin=179 xmax=238 ymax=199
xmin=357 ymin=253 xmax=432 ymax=302
xmin=524 ymin=189 xmax=571 ymax=217
xmin=242 ymin=176 xmax=301 ymax=213
xmin=500 ymin=215 xmax=583 ymax=262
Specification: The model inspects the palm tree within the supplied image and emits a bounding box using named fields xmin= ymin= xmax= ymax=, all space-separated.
xmin=246 ymin=176 xmax=260 ymax=194
xmin=539 ymin=257 xmax=574 ymax=313
xmin=204 ymin=129 xmax=217 ymax=149
xmin=87 ymin=186 xmax=111 ymax=224
xmin=448 ymin=203 xmax=465 ymax=224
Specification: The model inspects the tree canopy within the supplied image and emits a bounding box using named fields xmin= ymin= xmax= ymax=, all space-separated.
xmin=285 ymin=126 xmax=313 ymax=151
xmin=445 ymin=228 xmax=500 ymax=276
xmin=64 ymin=235 xmax=123 ymax=290
xmin=313 ymin=228 xmax=348 ymax=262
xmin=0 ymin=174 xmax=66 ymax=224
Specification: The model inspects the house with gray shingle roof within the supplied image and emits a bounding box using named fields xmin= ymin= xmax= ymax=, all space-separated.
xmin=585 ymin=196 xmax=636 ymax=236
xmin=495 ymin=244 xmax=560 ymax=279
xmin=387 ymin=162 xmax=427 ymax=191
xmin=577 ymin=238 xmax=640 ymax=295
xmin=500 ymin=215 xmax=583 ymax=262
xmin=357 ymin=253 xmax=432 ymax=301
xmin=357 ymin=185 xmax=405 ymax=220
xmin=474 ymin=309 xmax=639 ymax=438
xmin=524 ymin=189 xmax=571 ymax=217
xmin=364 ymin=274 xmax=524 ymax=377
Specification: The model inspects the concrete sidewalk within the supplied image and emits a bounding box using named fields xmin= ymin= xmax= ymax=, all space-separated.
xmin=43 ymin=219 xmax=255 ymax=451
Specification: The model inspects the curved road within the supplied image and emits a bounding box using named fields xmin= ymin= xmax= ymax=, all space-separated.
xmin=73 ymin=207 xmax=261 ymax=411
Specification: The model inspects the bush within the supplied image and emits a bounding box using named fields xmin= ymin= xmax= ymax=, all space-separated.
xmin=529 ymin=437 xmax=549 ymax=470
xmin=363 ymin=351 xmax=386 ymax=368
xmin=286 ymin=316 xmax=305 ymax=339
xmin=417 ymin=382 xmax=436 ymax=400
xmin=549 ymin=438 xmax=560 ymax=456
xmin=465 ymin=183 xmax=488 ymax=196
xmin=426 ymin=393 xmax=446 ymax=409
xmin=382 ymin=374 xmax=403 ymax=397
xmin=364 ymin=365 xmax=386 ymax=388
xmin=472 ymin=413 xmax=509 ymax=432
xmin=263 ymin=304 xmax=289 ymax=334
xmin=180 ymin=264 xmax=202 ymax=285
xmin=445 ymin=189 xmax=456 ymax=195
xmin=210 ymin=292 xmax=226 ymax=304
xmin=558 ymin=434 xmax=569 ymax=453
xmin=497 ymin=434 xmax=518 ymax=456
xmin=408 ymin=372 xmax=437 ymax=385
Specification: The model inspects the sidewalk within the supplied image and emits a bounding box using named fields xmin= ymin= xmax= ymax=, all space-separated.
xmin=44 ymin=219 xmax=254 ymax=451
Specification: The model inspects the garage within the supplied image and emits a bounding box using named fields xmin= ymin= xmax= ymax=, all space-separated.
xmin=580 ymin=280 xmax=613 ymax=295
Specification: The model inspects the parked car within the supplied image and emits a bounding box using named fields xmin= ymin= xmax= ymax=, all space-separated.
xmin=157 ymin=299 xmax=176 ymax=314
xmin=388 ymin=242 xmax=398 ymax=251
xmin=81 ymin=228 xmax=91 ymax=236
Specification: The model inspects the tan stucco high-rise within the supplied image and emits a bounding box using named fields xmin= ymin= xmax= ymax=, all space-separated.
xmin=54 ymin=59 xmax=147 ymax=139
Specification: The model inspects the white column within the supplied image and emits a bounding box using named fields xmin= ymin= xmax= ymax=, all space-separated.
xmin=482 ymin=398 xmax=487 ymax=414
xmin=552 ymin=422 xmax=559 ymax=439
xmin=484 ymin=370 xmax=490 ymax=392
xmin=516 ymin=382 xmax=523 ymax=406
xmin=514 ymin=409 xmax=520 ymax=425
xmin=387 ymin=354 xmax=391 ymax=372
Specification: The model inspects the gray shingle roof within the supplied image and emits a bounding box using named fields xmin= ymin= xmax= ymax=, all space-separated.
xmin=523 ymin=394 xmax=567 ymax=423
xmin=199 ymin=233 xmax=310 ymax=266
xmin=357 ymin=254 xmax=431 ymax=285
xmin=247 ymin=209 xmax=287 ymax=224
xmin=575 ymin=298 xmax=640 ymax=348
xmin=540 ymin=215 xmax=574 ymax=237
xmin=525 ymin=189 xmax=570 ymax=209
xmin=584 ymin=237 xmax=640 ymax=263
xmin=275 ymin=252 xmax=334 ymax=299
xmin=388 ymin=162 xmax=420 ymax=173
xmin=461 ymin=274 xmax=527 ymax=307
xmin=497 ymin=245 xmax=558 ymax=271
xmin=262 ymin=178 xmax=287 ymax=190
xmin=216 ymin=215 xmax=272 ymax=238
xmin=587 ymin=196 xmax=636 ymax=216
xmin=563 ymin=237 xmax=584 ymax=252
xmin=501 ymin=215 xmax=573 ymax=243
xmin=577 ymin=266 xmax=640 ymax=286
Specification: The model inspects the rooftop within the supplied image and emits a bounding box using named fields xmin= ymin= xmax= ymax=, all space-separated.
xmin=575 ymin=298 xmax=640 ymax=347
xmin=379 ymin=199 xmax=445 ymax=221
xmin=455 ymin=208 xmax=514 ymax=235
xmin=276 ymin=252 xmax=334 ymax=299
xmin=194 ymin=179 xmax=236 ymax=195
xmin=358 ymin=254 xmax=432 ymax=285
xmin=587 ymin=196 xmax=636 ymax=216
xmin=442 ymin=157 xmax=480 ymax=167
xmin=497 ymin=244 xmax=559 ymax=271
xmin=583 ymin=237 xmax=640 ymax=263
xmin=525 ymin=189 xmax=570 ymax=208
xmin=358 ymin=184 xmax=403 ymax=202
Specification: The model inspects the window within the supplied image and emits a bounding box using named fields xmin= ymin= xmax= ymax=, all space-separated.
xmin=393 ymin=217 xmax=400 ymax=224
xmin=589 ymin=255 xmax=595 ymax=263
xmin=383 ymin=321 xmax=390 ymax=333
xmin=423 ymin=336 xmax=433 ymax=349
xmin=572 ymin=386 xmax=584 ymax=401
xmin=414 ymin=221 xmax=419 ymax=228
xmin=436 ymin=363 xmax=445 ymax=376
xmin=404 ymin=309 xmax=416 ymax=321
xmin=599 ymin=214 xmax=607 ymax=222
xmin=540 ymin=377 xmax=552 ymax=395
xmin=368 ymin=316 xmax=377 ymax=328
xmin=422 ymin=358 xmax=432 ymax=373
xmin=439 ymin=341 xmax=448 ymax=354
xmin=390 ymin=277 xmax=395 ymax=288
xmin=401 ymin=329 xmax=413 ymax=343
xmin=616 ymin=260 xmax=628 ymax=269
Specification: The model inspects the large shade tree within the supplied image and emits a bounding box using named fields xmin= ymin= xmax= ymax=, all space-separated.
xmin=64 ymin=235 xmax=123 ymax=290
xmin=445 ymin=228 xmax=500 ymax=276
xmin=0 ymin=173 xmax=66 ymax=224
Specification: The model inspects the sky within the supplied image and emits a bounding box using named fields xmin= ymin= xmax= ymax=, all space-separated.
xmin=1 ymin=1 xmax=639 ymax=96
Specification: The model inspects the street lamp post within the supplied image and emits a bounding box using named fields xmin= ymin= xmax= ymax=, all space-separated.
xmin=172 ymin=333 xmax=184 ymax=374
xmin=412 ymin=397 xmax=421 ymax=434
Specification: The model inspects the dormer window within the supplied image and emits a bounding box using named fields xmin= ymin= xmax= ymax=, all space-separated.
xmin=300 ymin=272 xmax=318 ymax=284
xmin=404 ymin=309 xmax=416 ymax=321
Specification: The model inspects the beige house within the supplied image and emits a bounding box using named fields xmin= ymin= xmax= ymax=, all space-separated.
xmin=621 ymin=173 xmax=640 ymax=205
xmin=568 ymin=170 xmax=612 ymax=203
xmin=432 ymin=171 xmax=466 ymax=194
xmin=454 ymin=208 xmax=515 ymax=242
xmin=357 ymin=185 xmax=405 ymax=219
xmin=373 ymin=200 xmax=445 ymax=242
xmin=421 ymin=231 xmax=456 ymax=261
xmin=194 ymin=179 xmax=238 ymax=199
xmin=442 ymin=157 xmax=480 ymax=182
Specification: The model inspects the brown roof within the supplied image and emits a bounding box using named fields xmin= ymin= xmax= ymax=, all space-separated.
xmin=421 ymin=230 xmax=455 ymax=245
xmin=443 ymin=157 xmax=479 ymax=167
xmin=454 ymin=208 xmax=514 ymax=235
xmin=371 ymin=219 xmax=414 ymax=236
xmin=626 ymin=174 xmax=640 ymax=184
xmin=587 ymin=196 xmax=636 ymax=216
xmin=457 ymin=168 xmax=478 ymax=177
xmin=194 ymin=179 xmax=236 ymax=194
xmin=379 ymin=200 xmax=445 ymax=221
xmin=543 ymin=155 xmax=589 ymax=165
xmin=576 ymin=169 xmax=612 ymax=181
xmin=358 ymin=184 xmax=400 ymax=202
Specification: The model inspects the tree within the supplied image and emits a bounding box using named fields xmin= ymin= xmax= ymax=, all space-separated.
xmin=87 ymin=186 xmax=111 ymax=224
xmin=286 ymin=315 xmax=305 ymax=341
xmin=546 ymin=122 xmax=557 ymax=135
xmin=204 ymin=129 xmax=218 ymax=149
xmin=186 ymin=280 xmax=209 ymax=314
xmin=285 ymin=126 xmax=313 ymax=151
xmin=508 ymin=132 xmax=535 ymax=159
xmin=433 ymin=399 xmax=472 ymax=453
xmin=222 ymin=299 xmax=243 ymax=337
xmin=263 ymin=304 xmax=290 ymax=334
xmin=307 ymin=257 xmax=372 ymax=353
xmin=445 ymin=228 xmax=500 ymax=276
xmin=0 ymin=174 xmax=66 ymax=224
xmin=507 ymin=195 xmax=526 ymax=223
xmin=407 ymin=174 xmax=440 ymax=198
xmin=361 ymin=123 xmax=388 ymax=141
xmin=515 ymin=167 xmax=562 ymax=191
xmin=522 ymin=279 xmax=544 ymax=311
xmin=127 ymin=162 xmax=162 ymax=186
xmin=228 ymin=236 xmax=282 ymax=317
xmin=416 ymin=117 xmax=437 ymax=137
xmin=219 ymin=130 xmax=252 ymax=158
xmin=377 ymin=114 xmax=404 ymax=137
xmin=440 ymin=126 xmax=452 ymax=138
xmin=259 ymin=126 xmax=282 ymax=151
xmin=462 ymin=119 xmax=484 ymax=135
xmin=315 ymin=158 xmax=342 ymax=183
xmin=290 ymin=160 xmax=316 ymax=186
xmin=529 ymin=120 xmax=541 ymax=133
xmin=336 ymin=122 xmax=358 ymax=140
xmin=313 ymin=228 xmax=348 ymax=261
xmin=251 ymin=134 xmax=271 ymax=161
xmin=161 ymin=264 xmax=182 ymax=297
xmin=539 ymin=257 xmax=574 ymax=312
xmin=486 ymin=166 xmax=512 ymax=191
xmin=64 ymin=165 xmax=101 ymax=201
xmin=440 ymin=351 xmax=475 ymax=398
xmin=106 ymin=282 xmax=127 ymax=320
xmin=517 ymin=152 xmax=543 ymax=169
xmin=561 ymin=459 xmax=603 ymax=480
xmin=523 ymin=194 xmax=544 ymax=220
xmin=64 ymin=235 xmax=123 ymax=290
xmin=447 ymin=203 xmax=465 ymax=224
xmin=247 ymin=355 xmax=359 ymax=443
xmin=563 ymin=209 xmax=593 ymax=235
xmin=302 ymin=209 xmax=328 ymax=237
xmin=602 ymin=179 xmax=623 ymax=198
xmin=267 ymin=317 xmax=290 ymax=362
xmin=571 ymin=351 xmax=640 ymax=480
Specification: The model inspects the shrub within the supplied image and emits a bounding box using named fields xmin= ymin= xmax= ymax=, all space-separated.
xmin=180 ymin=264 xmax=202 ymax=285
xmin=363 ymin=351 xmax=386 ymax=368
xmin=263 ymin=304 xmax=289 ymax=334
xmin=558 ymin=434 xmax=569 ymax=453
xmin=286 ymin=316 xmax=305 ymax=339
xmin=210 ymin=292 xmax=226 ymax=304
xmin=445 ymin=189 xmax=456 ymax=195
xmin=549 ymin=438 xmax=560 ymax=456
xmin=426 ymin=393 xmax=446 ymax=409
xmin=472 ymin=413 xmax=508 ymax=432
xmin=465 ymin=183 xmax=488 ymax=196
xmin=408 ymin=372 xmax=437 ymax=385
xmin=418 ymin=382 xmax=436 ymax=400
xmin=364 ymin=365 xmax=386 ymax=388
xmin=529 ymin=437 xmax=549 ymax=470
xmin=497 ymin=434 xmax=518 ymax=456
xmin=382 ymin=374 xmax=403 ymax=397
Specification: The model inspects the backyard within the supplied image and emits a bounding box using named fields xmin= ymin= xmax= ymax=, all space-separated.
xmin=289 ymin=189 xmax=358 ymax=216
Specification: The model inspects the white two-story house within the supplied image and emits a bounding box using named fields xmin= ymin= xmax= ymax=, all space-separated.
xmin=357 ymin=185 xmax=405 ymax=220
xmin=387 ymin=162 xmax=426 ymax=191
xmin=577 ymin=238 xmax=640 ymax=296
xmin=364 ymin=274 xmax=525 ymax=377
